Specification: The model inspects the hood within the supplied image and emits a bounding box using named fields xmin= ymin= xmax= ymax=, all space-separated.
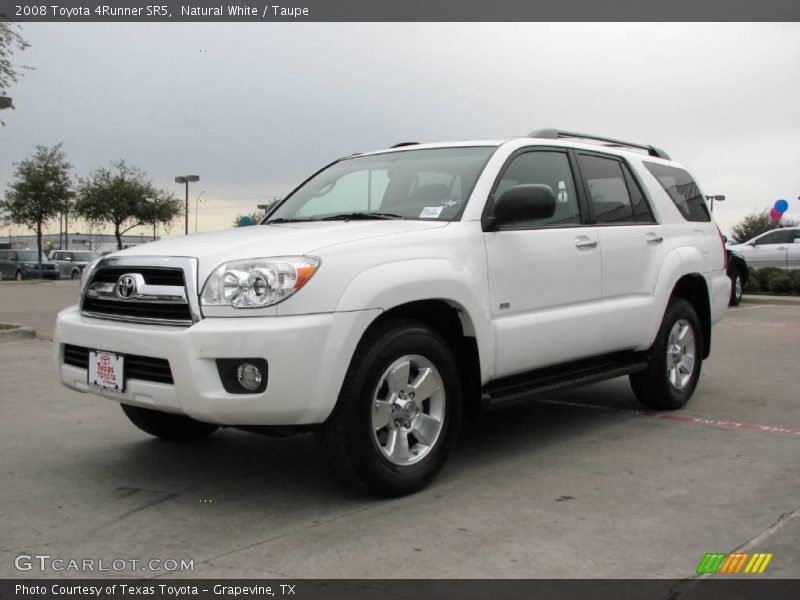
xmin=113 ymin=220 xmax=449 ymax=278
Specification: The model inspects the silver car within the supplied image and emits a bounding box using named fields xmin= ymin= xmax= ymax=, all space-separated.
xmin=49 ymin=250 xmax=100 ymax=279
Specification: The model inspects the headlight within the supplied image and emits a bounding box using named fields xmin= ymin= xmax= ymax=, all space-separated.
xmin=201 ymin=256 xmax=320 ymax=308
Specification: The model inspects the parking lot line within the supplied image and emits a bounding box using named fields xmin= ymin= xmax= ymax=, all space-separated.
xmin=533 ymin=397 xmax=800 ymax=437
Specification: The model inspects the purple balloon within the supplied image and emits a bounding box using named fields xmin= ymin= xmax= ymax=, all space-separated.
xmin=774 ymin=199 xmax=789 ymax=213
xmin=770 ymin=207 xmax=782 ymax=221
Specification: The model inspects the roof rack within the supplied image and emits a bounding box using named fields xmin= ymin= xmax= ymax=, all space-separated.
xmin=527 ymin=129 xmax=670 ymax=160
xmin=390 ymin=142 xmax=419 ymax=148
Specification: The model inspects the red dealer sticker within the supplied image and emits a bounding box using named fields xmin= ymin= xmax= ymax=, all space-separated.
xmin=88 ymin=350 xmax=124 ymax=392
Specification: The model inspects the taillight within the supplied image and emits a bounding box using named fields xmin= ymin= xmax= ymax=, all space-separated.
xmin=717 ymin=226 xmax=728 ymax=269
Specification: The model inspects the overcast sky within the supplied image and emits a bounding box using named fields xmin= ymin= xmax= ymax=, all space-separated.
xmin=2 ymin=22 xmax=799 ymax=238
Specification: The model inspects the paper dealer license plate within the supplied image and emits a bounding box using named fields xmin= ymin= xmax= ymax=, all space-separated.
xmin=88 ymin=350 xmax=125 ymax=392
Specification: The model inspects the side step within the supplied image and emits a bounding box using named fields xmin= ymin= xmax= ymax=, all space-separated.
xmin=481 ymin=351 xmax=649 ymax=409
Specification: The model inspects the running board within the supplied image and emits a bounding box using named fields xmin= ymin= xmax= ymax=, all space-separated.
xmin=481 ymin=352 xmax=649 ymax=409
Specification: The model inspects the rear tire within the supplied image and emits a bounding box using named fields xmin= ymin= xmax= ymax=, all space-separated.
xmin=121 ymin=404 xmax=219 ymax=440
xmin=70 ymin=268 xmax=80 ymax=280
xmin=317 ymin=319 xmax=462 ymax=497
xmin=630 ymin=298 xmax=703 ymax=410
xmin=728 ymin=269 xmax=743 ymax=306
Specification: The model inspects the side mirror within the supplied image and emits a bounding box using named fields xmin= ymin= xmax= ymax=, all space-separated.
xmin=484 ymin=184 xmax=556 ymax=231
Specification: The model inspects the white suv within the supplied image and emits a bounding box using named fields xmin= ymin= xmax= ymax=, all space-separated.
xmin=54 ymin=130 xmax=730 ymax=496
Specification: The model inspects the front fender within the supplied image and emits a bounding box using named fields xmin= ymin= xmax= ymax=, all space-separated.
xmin=335 ymin=259 xmax=495 ymax=382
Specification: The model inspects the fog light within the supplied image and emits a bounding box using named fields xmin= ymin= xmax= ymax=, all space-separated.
xmin=216 ymin=358 xmax=268 ymax=394
xmin=236 ymin=362 xmax=262 ymax=391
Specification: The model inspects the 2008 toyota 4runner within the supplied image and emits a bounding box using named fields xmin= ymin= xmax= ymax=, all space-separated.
xmin=54 ymin=129 xmax=730 ymax=496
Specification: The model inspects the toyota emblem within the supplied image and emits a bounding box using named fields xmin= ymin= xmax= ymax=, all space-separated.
xmin=115 ymin=274 xmax=137 ymax=300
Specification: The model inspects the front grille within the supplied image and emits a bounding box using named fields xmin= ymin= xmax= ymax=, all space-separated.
xmin=63 ymin=344 xmax=174 ymax=385
xmin=82 ymin=265 xmax=192 ymax=326
xmin=82 ymin=298 xmax=192 ymax=322
xmin=90 ymin=267 xmax=185 ymax=287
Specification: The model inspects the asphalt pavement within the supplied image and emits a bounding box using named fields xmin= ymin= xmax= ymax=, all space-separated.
xmin=0 ymin=280 xmax=797 ymax=579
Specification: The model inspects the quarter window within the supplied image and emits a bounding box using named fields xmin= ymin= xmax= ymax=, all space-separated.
xmin=644 ymin=162 xmax=710 ymax=222
xmin=493 ymin=151 xmax=579 ymax=228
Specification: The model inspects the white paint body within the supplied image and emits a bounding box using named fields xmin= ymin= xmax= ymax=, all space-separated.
xmin=54 ymin=138 xmax=730 ymax=425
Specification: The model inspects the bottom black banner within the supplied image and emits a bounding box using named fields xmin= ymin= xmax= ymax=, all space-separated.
xmin=1 ymin=579 xmax=799 ymax=600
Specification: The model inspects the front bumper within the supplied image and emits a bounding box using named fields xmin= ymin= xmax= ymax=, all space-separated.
xmin=54 ymin=306 xmax=380 ymax=425
xmin=24 ymin=268 xmax=60 ymax=279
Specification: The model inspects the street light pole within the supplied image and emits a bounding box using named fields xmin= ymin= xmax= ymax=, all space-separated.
xmin=195 ymin=190 xmax=206 ymax=233
xmin=64 ymin=189 xmax=76 ymax=250
xmin=705 ymin=194 xmax=726 ymax=212
xmin=175 ymin=175 xmax=200 ymax=235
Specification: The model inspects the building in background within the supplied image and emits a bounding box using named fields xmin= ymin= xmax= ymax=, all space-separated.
xmin=0 ymin=232 xmax=160 ymax=255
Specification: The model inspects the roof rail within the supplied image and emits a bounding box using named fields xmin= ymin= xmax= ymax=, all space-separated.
xmin=390 ymin=142 xmax=419 ymax=148
xmin=527 ymin=129 xmax=671 ymax=160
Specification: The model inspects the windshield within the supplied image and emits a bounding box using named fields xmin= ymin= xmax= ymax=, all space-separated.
xmin=266 ymin=147 xmax=496 ymax=223
xmin=16 ymin=251 xmax=39 ymax=261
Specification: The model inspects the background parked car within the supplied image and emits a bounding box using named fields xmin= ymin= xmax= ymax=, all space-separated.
xmin=729 ymin=227 xmax=800 ymax=269
xmin=0 ymin=249 xmax=61 ymax=280
xmin=50 ymin=250 xmax=100 ymax=280
xmin=726 ymin=247 xmax=748 ymax=306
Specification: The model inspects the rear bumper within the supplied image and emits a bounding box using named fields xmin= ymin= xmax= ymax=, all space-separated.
xmin=54 ymin=306 xmax=380 ymax=425
xmin=708 ymin=269 xmax=731 ymax=324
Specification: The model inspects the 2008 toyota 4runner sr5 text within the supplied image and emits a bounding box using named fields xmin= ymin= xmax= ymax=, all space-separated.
xmin=54 ymin=129 xmax=730 ymax=496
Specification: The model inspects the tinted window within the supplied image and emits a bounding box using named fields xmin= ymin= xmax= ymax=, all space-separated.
xmin=644 ymin=162 xmax=710 ymax=222
xmin=623 ymin=165 xmax=656 ymax=223
xmin=493 ymin=151 xmax=579 ymax=227
xmin=755 ymin=230 xmax=794 ymax=245
xmin=578 ymin=154 xmax=634 ymax=224
xmin=16 ymin=251 xmax=38 ymax=261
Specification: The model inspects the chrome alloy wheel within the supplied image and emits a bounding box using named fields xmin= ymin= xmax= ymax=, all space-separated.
xmin=666 ymin=319 xmax=696 ymax=390
xmin=371 ymin=355 xmax=446 ymax=466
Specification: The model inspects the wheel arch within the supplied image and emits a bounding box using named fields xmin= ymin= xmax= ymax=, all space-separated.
xmin=356 ymin=299 xmax=484 ymax=417
xmin=670 ymin=274 xmax=712 ymax=359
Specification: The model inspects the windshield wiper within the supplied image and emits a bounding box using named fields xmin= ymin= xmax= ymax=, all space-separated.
xmin=265 ymin=217 xmax=319 ymax=224
xmin=320 ymin=212 xmax=403 ymax=221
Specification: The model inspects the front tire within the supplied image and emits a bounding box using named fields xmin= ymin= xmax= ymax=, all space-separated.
xmin=317 ymin=319 xmax=462 ymax=497
xmin=630 ymin=298 xmax=703 ymax=410
xmin=15 ymin=270 xmax=23 ymax=281
xmin=121 ymin=404 xmax=219 ymax=440
xmin=70 ymin=268 xmax=80 ymax=280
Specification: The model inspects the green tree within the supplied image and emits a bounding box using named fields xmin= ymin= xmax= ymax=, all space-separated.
xmin=1 ymin=20 xmax=31 ymax=94
xmin=1 ymin=144 xmax=72 ymax=276
xmin=731 ymin=210 xmax=798 ymax=243
xmin=142 ymin=191 xmax=183 ymax=240
xmin=75 ymin=161 xmax=181 ymax=250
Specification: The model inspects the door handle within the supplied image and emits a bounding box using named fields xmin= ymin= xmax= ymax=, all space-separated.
xmin=574 ymin=238 xmax=598 ymax=249
xmin=778 ymin=247 xmax=787 ymax=251
xmin=646 ymin=234 xmax=664 ymax=245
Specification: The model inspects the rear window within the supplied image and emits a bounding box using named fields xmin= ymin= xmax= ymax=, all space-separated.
xmin=644 ymin=162 xmax=710 ymax=222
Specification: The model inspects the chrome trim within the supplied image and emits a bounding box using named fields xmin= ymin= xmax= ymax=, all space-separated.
xmin=86 ymin=277 xmax=188 ymax=304
xmin=80 ymin=256 xmax=201 ymax=327
xmin=81 ymin=311 xmax=193 ymax=327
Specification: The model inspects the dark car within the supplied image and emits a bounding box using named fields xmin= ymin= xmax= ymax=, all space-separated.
xmin=726 ymin=247 xmax=748 ymax=306
xmin=0 ymin=249 xmax=61 ymax=280
xmin=49 ymin=250 xmax=100 ymax=279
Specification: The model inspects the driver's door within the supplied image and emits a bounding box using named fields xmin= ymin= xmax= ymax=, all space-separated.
xmin=484 ymin=149 xmax=603 ymax=379
xmin=746 ymin=230 xmax=793 ymax=268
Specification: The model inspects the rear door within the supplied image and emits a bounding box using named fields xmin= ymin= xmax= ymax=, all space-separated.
xmin=484 ymin=148 xmax=604 ymax=378
xmin=575 ymin=152 xmax=671 ymax=351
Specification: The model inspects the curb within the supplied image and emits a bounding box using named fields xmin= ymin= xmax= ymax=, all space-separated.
xmin=741 ymin=295 xmax=800 ymax=306
xmin=0 ymin=322 xmax=36 ymax=342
